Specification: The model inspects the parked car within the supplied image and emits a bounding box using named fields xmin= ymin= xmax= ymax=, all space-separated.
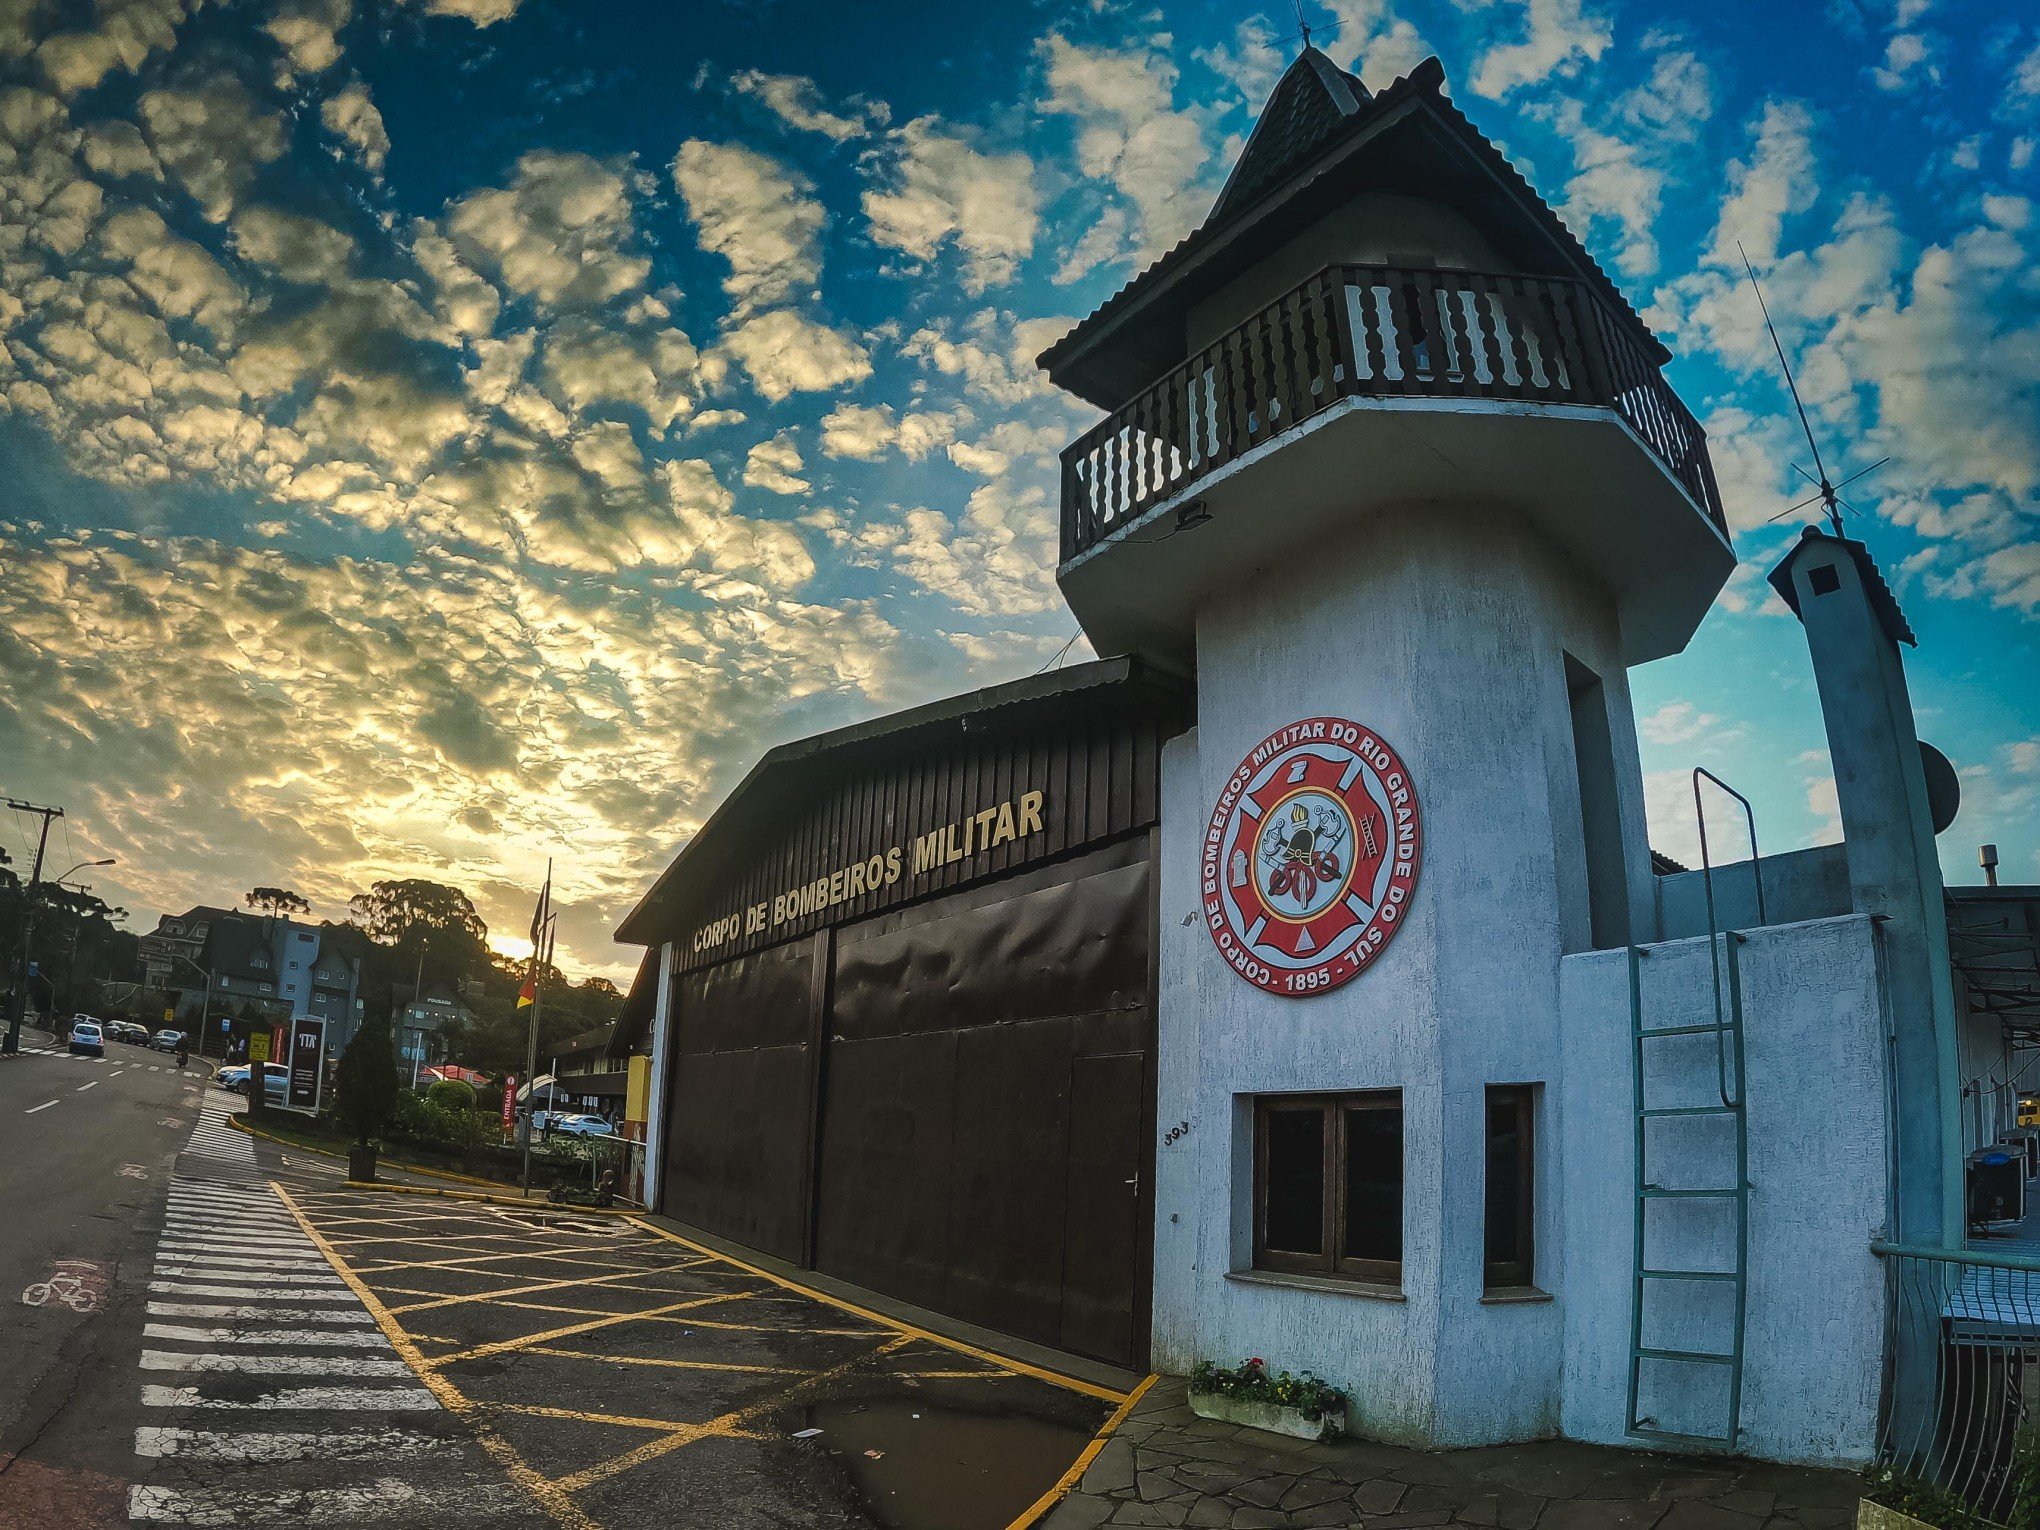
xmin=150 ymin=1029 xmax=185 ymax=1053
xmin=547 ymin=1113 xmax=617 ymax=1139
xmin=213 ymin=1064 xmax=286 ymax=1101
xmin=107 ymin=1020 xmax=150 ymax=1045
xmin=68 ymin=1019 xmax=104 ymax=1057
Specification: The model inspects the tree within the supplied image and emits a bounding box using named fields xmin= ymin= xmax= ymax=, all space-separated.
xmin=245 ymin=887 xmax=310 ymax=918
xmin=334 ymin=1013 xmax=399 ymax=1148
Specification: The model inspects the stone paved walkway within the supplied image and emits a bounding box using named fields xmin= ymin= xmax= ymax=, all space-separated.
xmin=1041 ymin=1379 xmax=1866 ymax=1530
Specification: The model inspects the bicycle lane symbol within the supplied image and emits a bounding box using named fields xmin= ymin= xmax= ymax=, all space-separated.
xmin=21 ymin=1258 xmax=110 ymax=1314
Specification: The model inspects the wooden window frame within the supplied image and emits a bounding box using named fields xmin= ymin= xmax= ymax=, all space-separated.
xmin=1483 ymin=1084 xmax=1536 ymax=1291
xmin=1252 ymin=1090 xmax=1403 ymax=1286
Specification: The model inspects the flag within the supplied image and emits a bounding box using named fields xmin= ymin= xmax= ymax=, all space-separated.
xmin=516 ymin=974 xmax=536 ymax=1011
xmin=519 ymin=860 xmax=551 ymax=1011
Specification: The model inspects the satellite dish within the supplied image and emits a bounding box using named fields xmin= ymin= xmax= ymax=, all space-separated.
xmin=1920 ymin=741 xmax=1959 ymax=835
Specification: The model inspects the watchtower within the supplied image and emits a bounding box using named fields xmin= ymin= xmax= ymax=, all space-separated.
xmin=1038 ymin=49 xmax=1736 ymax=1445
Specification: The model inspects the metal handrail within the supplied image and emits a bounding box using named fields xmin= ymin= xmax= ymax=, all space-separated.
xmin=1694 ymin=768 xmax=1763 ymax=1109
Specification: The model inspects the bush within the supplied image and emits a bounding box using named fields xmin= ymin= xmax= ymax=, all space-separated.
xmin=1861 ymin=1465 xmax=1980 ymax=1528
xmin=334 ymin=1014 xmax=399 ymax=1148
xmin=1190 ymin=1358 xmax=1346 ymax=1422
xmin=426 ymin=1078 xmax=477 ymax=1111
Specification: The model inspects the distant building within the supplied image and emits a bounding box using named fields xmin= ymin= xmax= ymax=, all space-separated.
xmin=139 ymin=906 xmax=361 ymax=1050
xmin=396 ymin=986 xmax=474 ymax=1082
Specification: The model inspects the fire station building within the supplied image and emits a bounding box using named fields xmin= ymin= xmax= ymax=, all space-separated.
xmin=613 ymin=45 xmax=2014 ymax=1471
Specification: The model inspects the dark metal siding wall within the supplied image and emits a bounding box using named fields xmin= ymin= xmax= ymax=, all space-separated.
xmin=661 ymin=935 xmax=819 ymax=1264
xmin=816 ymin=843 xmax=1150 ymax=1364
xmin=671 ymin=708 xmax=1164 ymax=974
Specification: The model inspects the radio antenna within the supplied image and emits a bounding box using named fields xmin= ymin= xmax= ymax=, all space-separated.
xmin=1739 ymin=243 xmax=1887 ymax=535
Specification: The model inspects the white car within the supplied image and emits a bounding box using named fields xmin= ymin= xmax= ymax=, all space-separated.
xmin=150 ymin=1030 xmax=185 ymax=1053
xmin=547 ymin=1113 xmax=617 ymax=1139
xmin=68 ymin=1019 xmax=104 ymax=1057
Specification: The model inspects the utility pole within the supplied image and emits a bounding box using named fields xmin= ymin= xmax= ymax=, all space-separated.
xmin=3 ymin=797 xmax=63 ymax=1056
xmin=519 ymin=862 xmax=554 ymax=1198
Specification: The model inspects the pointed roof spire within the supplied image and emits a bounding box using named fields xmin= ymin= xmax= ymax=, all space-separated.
xmin=1211 ymin=46 xmax=1371 ymax=219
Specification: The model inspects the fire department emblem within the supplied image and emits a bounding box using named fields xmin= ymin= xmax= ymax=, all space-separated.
xmin=1202 ymin=717 xmax=1421 ymax=997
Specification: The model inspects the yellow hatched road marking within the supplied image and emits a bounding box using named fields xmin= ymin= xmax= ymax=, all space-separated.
xmin=388 ymin=1260 xmax=710 ymax=1314
xmin=437 ymin=1295 xmax=881 ymax=1337
xmin=354 ymin=1246 xmax=695 ymax=1279
xmin=555 ymin=1335 xmax=916 ymax=1494
xmin=624 ymin=1217 xmax=1132 ymax=1405
xmin=423 ymin=1291 xmax=757 ymax=1370
xmin=493 ymin=1402 xmax=767 ymax=1441
xmin=270 ymin=1181 xmax=601 ymax=1530
xmin=521 ymin=1346 xmax=799 ymax=1376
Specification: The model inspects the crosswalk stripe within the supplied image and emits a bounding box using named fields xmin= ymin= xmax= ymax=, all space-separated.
xmin=140 ymin=1383 xmax=438 ymax=1410
xmin=146 ymin=1302 xmax=374 ymax=1322
xmin=144 ymin=1324 xmax=391 ymax=1348
xmin=152 ymin=1268 xmax=343 ymax=1286
xmin=133 ymin=1426 xmax=448 ymax=1462
xmin=148 ymin=1281 xmax=357 ymax=1300
xmin=138 ymin=1350 xmax=413 ymax=1377
xmin=148 ymin=1252 xmax=328 ymax=1270
xmin=129 ymin=1478 xmax=515 ymax=1521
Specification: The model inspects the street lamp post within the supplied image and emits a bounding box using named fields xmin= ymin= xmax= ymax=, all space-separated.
xmin=168 ymin=952 xmax=215 ymax=1057
xmin=4 ymin=850 xmax=112 ymax=1054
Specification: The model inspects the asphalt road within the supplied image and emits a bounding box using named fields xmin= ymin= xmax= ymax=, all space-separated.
xmin=0 ymin=1032 xmax=201 ymax=1515
xmin=0 ymin=1033 xmax=1115 ymax=1529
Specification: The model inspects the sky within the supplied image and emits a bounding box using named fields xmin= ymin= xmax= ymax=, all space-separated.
xmin=0 ymin=0 xmax=2034 ymax=981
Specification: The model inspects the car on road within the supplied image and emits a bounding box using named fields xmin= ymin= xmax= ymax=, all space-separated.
xmin=106 ymin=1020 xmax=150 ymax=1045
xmin=213 ymin=1064 xmax=287 ymax=1102
xmin=67 ymin=1019 xmax=104 ymax=1057
xmin=543 ymin=1113 xmax=617 ymax=1139
xmin=149 ymin=1029 xmax=185 ymax=1053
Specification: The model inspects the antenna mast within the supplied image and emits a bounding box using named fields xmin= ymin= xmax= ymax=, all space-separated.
xmin=1739 ymin=244 xmax=1888 ymax=537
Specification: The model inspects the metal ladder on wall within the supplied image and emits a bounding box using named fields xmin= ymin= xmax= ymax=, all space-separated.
xmin=1626 ymin=768 xmax=1760 ymax=1451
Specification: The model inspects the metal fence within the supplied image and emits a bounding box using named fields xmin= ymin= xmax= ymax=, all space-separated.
xmin=1874 ymin=1239 xmax=2040 ymax=1522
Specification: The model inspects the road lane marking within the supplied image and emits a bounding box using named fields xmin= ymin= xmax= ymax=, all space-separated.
xmin=134 ymin=1426 xmax=448 ymax=1462
xmin=139 ymin=1382 xmax=437 ymax=1410
xmin=272 ymin=1180 xmax=599 ymax=1530
xmin=152 ymin=1267 xmax=344 ymax=1286
xmin=147 ymin=1281 xmax=358 ymax=1299
xmin=75 ymin=1079 xmax=98 ymax=1091
xmin=138 ymin=1349 xmax=413 ymax=1377
xmin=25 ymin=1100 xmax=57 ymax=1114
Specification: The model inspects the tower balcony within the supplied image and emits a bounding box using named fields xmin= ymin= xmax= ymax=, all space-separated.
xmin=1056 ymin=263 xmax=1734 ymax=667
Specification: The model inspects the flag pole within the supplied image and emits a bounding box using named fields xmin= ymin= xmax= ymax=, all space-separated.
xmin=519 ymin=861 xmax=551 ymax=1199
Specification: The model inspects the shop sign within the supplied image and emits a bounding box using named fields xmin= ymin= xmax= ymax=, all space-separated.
xmin=287 ymin=1017 xmax=326 ymax=1110
xmin=1202 ymin=717 xmax=1421 ymax=997
xmin=502 ymin=1075 xmax=517 ymax=1138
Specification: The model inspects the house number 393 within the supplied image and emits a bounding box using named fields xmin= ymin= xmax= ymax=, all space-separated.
xmin=1162 ymin=1121 xmax=1191 ymax=1147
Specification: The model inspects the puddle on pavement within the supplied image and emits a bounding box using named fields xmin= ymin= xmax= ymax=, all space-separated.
xmin=796 ymin=1397 xmax=1094 ymax=1530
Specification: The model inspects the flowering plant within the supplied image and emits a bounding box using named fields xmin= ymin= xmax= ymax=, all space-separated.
xmin=1190 ymin=1357 xmax=1346 ymax=1421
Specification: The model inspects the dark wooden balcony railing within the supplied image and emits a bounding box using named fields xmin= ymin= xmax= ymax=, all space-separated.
xmin=1059 ymin=263 xmax=1726 ymax=564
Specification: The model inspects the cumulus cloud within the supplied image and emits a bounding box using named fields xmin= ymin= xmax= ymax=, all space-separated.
xmin=137 ymin=76 xmax=288 ymax=223
xmin=230 ymin=205 xmax=355 ymax=286
xmin=728 ymin=69 xmax=876 ymax=141
xmin=1462 ymin=0 xmax=1613 ymax=98
xmin=850 ymin=479 xmax=1059 ymax=617
xmin=671 ymin=138 xmax=825 ymax=314
xmin=717 ymin=307 xmax=870 ymax=402
xmin=1037 ymin=34 xmax=1215 ymax=271
xmin=861 ymin=117 xmax=1037 ymax=294
xmin=36 ymin=0 xmax=189 ymax=97
xmin=1706 ymin=99 xmax=1820 ymax=268
xmin=818 ymin=402 xmax=966 ymax=462
xmin=1194 ymin=18 xmax=1283 ymax=107
xmin=900 ymin=307 xmax=1068 ymax=406
xmin=321 ymin=79 xmax=388 ymax=173
xmin=537 ymin=318 xmax=702 ymax=433
xmin=263 ymin=0 xmax=352 ymax=78
xmin=743 ymin=432 xmax=809 ymax=495
xmin=403 ymin=0 xmax=522 ymax=25
xmin=447 ymin=150 xmax=650 ymax=309
xmin=1319 ymin=0 xmax=1431 ymax=86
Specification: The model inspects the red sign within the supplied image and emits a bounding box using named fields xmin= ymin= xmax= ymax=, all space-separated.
xmin=501 ymin=1075 xmax=517 ymax=1136
xmin=1203 ymin=717 xmax=1421 ymax=997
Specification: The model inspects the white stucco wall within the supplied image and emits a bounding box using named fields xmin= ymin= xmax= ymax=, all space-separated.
xmin=1151 ymin=499 xmax=1651 ymax=1446
xmin=1557 ymin=913 xmax=1891 ymax=1465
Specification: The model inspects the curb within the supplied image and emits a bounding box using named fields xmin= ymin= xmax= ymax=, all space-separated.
xmin=1005 ymin=1373 xmax=1159 ymax=1530
xmin=228 ymin=1114 xmax=533 ymax=1193
xmin=335 ymin=1178 xmax=637 ymax=1215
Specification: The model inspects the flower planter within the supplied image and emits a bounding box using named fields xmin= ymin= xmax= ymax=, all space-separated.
xmin=1188 ymin=1389 xmax=1342 ymax=1442
xmin=1856 ymin=1502 xmax=1938 ymax=1530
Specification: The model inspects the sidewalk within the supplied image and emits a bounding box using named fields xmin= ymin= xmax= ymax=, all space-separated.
xmin=1042 ymin=1378 xmax=1863 ymax=1530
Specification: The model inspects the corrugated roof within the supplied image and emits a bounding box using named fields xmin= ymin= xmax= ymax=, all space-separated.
xmin=1766 ymin=527 xmax=1917 ymax=647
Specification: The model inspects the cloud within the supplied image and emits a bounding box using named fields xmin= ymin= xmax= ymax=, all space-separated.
xmin=1319 ymin=1 xmax=1431 ymax=86
xmin=1037 ymin=34 xmax=1214 ymax=270
xmin=230 ymin=205 xmax=355 ymax=286
xmin=743 ymin=431 xmax=809 ymax=495
xmin=536 ymin=318 xmax=702 ymax=433
xmin=818 ymin=402 xmax=966 ymax=462
xmin=671 ymin=139 xmax=825 ymax=313
xmin=900 ymin=307 xmax=1068 ymax=406
xmin=403 ymin=0 xmax=522 ymax=25
xmin=1194 ymin=18 xmax=1283 ymax=108
xmin=264 ymin=0 xmax=353 ymax=78
xmin=447 ymin=150 xmax=650 ymax=309
xmin=1640 ymin=701 xmax=1720 ymax=746
xmin=728 ymin=70 xmax=876 ymax=141
xmin=849 ymin=479 xmax=1059 ymax=617
xmin=1463 ymin=0 xmax=1612 ymax=98
xmin=321 ymin=79 xmax=388 ymax=173
xmin=717 ymin=307 xmax=870 ymax=402
xmin=36 ymin=0 xmax=190 ymax=97
xmin=1706 ymin=99 xmax=1820 ymax=268
xmin=861 ymin=117 xmax=1037 ymax=294
xmin=137 ymin=76 xmax=289 ymax=223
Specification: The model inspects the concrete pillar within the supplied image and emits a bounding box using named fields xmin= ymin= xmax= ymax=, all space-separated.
xmin=1769 ymin=528 xmax=1958 ymax=1245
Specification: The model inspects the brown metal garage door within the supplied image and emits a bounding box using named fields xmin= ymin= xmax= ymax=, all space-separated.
xmin=813 ymin=848 xmax=1151 ymax=1366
